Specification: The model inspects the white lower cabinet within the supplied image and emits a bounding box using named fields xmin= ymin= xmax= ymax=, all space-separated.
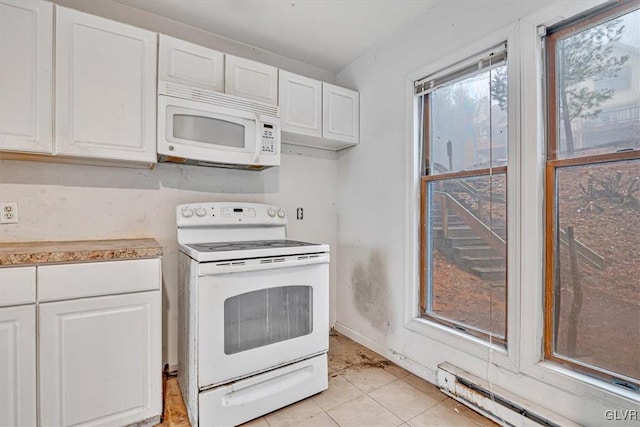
xmin=0 ymin=257 xmax=162 ymax=427
xmin=39 ymin=291 xmax=161 ymax=427
xmin=0 ymin=304 xmax=37 ymax=427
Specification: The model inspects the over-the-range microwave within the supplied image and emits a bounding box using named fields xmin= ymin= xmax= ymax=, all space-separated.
xmin=157 ymin=81 xmax=281 ymax=170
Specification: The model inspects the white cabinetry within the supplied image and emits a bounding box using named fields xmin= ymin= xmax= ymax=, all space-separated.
xmin=0 ymin=267 xmax=37 ymax=427
xmin=38 ymin=258 xmax=162 ymax=427
xmin=40 ymin=292 xmax=161 ymax=427
xmin=55 ymin=6 xmax=157 ymax=164
xmin=279 ymin=72 xmax=359 ymax=150
xmin=0 ymin=257 xmax=161 ymax=427
xmin=159 ymin=34 xmax=224 ymax=91
xmin=225 ymin=55 xmax=278 ymax=105
xmin=322 ymin=83 xmax=359 ymax=146
xmin=0 ymin=0 xmax=53 ymax=153
xmin=279 ymin=70 xmax=322 ymax=138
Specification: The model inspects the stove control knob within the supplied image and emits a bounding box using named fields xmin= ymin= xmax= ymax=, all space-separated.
xmin=277 ymin=209 xmax=285 ymax=218
xmin=267 ymin=208 xmax=276 ymax=217
xmin=181 ymin=207 xmax=194 ymax=218
xmin=195 ymin=207 xmax=206 ymax=217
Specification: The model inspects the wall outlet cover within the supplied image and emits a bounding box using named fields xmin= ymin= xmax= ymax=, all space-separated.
xmin=1 ymin=202 xmax=19 ymax=224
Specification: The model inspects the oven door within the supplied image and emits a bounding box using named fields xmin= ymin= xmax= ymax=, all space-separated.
xmin=158 ymin=95 xmax=260 ymax=166
xmin=197 ymin=256 xmax=329 ymax=389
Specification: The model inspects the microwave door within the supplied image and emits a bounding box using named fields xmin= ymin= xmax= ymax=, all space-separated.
xmin=160 ymin=99 xmax=257 ymax=165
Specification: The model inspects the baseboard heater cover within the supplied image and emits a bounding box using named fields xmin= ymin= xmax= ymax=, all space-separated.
xmin=436 ymin=363 xmax=579 ymax=427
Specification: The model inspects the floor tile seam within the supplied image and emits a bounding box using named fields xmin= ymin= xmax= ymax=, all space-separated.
xmin=366 ymin=390 xmax=410 ymax=422
xmin=337 ymin=368 xmax=396 ymax=394
xmin=399 ymin=375 xmax=447 ymax=400
xmin=404 ymin=406 xmax=432 ymax=425
xmin=325 ymin=393 xmax=405 ymax=427
xmin=366 ymin=379 xmax=442 ymax=423
xmin=323 ymin=407 xmax=342 ymax=426
xmin=312 ymin=388 xmax=363 ymax=413
xmin=433 ymin=399 xmax=487 ymax=425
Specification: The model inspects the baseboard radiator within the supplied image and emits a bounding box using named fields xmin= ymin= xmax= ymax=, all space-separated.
xmin=436 ymin=363 xmax=578 ymax=427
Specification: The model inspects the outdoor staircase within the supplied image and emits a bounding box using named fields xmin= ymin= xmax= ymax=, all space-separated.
xmin=427 ymin=162 xmax=603 ymax=281
xmin=431 ymin=195 xmax=507 ymax=283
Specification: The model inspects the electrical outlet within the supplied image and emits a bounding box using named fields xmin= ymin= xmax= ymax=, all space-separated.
xmin=0 ymin=202 xmax=19 ymax=224
xmin=296 ymin=208 xmax=304 ymax=220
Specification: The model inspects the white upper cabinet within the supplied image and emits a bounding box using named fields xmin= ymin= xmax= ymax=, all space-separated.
xmin=322 ymin=83 xmax=359 ymax=146
xmin=279 ymin=70 xmax=322 ymax=138
xmin=279 ymin=75 xmax=359 ymax=150
xmin=225 ymin=54 xmax=278 ymax=105
xmin=55 ymin=7 xmax=157 ymax=163
xmin=0 ymin=0 xmax=53 ymax=153
xmin=159 ymin=34 xmax=224 ymax=92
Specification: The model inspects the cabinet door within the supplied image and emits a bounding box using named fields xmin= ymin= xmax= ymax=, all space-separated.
xmin=0 ymin=305 xmax=36 ymax=427
xmin=279 ymin=70 xmax=322 ymax=137
xmin=322 ymin=83 xmax=359 ymax=145
xmin=55 ymin=7 xmax=157 ymax=163
xmin=0 ymin=0 xmax=53 ymax=153
xmin=159 ymin=34 xmax=224 ymax=92
xmin=40 ymin=292 xmax=162 ymax=427
xmin=225 ymin=55 xmax=278 ymax=105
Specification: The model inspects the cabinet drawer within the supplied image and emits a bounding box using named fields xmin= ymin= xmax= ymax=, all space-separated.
xmin=0 ymin=266 xmax=36 ymax=307
xmin=38 ymin=258 xmax=160 ymax=301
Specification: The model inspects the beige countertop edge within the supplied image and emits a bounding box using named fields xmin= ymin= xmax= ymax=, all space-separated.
xmin=0 ymin=238 xmax=163 ymax=267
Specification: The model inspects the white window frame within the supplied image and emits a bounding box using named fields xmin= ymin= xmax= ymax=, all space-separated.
xmin=404 ymin=23 xmax=521 ymax=373
xmin=403 ymin=0 xmax=640 ymax=408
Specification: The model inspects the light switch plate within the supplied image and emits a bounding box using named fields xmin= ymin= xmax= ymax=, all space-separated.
xmin=1 ymin=202 xmax=19 ymax=224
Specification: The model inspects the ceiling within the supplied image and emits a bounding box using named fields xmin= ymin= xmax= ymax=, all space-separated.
xmin=114 ymin=0 xmax=439 ymax=73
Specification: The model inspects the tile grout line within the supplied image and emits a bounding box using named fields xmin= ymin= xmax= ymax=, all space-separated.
xmin=365 ymin=378 xmax=438 ymax=424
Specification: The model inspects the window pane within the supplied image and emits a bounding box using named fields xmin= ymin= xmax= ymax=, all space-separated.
xmin=224 ymin=286 xmax=313 ymax=355
xmin=429 ymin=64 xmax=507 ymax=175
xmin=555 ymin=7 xmax=640 ymax=159
xmin=426 ymin=173 xmax=507 ymax=338
xmin=552 ymin=159 xmax=640 ymax=380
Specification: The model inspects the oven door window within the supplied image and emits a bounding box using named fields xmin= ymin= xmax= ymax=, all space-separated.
xmin=224 ymin=286 xmax=313 ymax=355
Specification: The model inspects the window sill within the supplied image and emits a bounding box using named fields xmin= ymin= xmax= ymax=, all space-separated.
xmin=523 ymin=361 xmax=640 ymax=406
xmin=404 ymin=316 xmax=516 ymax=372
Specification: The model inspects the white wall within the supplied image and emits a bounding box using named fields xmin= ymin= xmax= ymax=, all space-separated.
xmin=334 ymin=0 xmax=639 ymax=424
xmin=0 ymin=1 xmax=339 ymax=367
xmin=0 ymin=149 xmax=338 ymax=366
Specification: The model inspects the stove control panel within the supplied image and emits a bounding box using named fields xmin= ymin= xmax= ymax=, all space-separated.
xmin=221 ymin=207 xmax=256 ymax=218
xmin=177 ymin=203 xmax=287 ymax=227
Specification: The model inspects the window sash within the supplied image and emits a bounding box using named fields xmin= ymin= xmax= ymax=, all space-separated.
xmin=544 ymin=0 xmax=640 ymax=388
xmin=418 ymin=42 xmax=510 ymax=342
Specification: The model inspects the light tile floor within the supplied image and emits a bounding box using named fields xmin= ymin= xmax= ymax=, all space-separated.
xmin=240 ymin=334 xmax=499 ymax=427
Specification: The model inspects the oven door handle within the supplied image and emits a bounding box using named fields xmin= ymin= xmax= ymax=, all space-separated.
xmin=198 ymin=253 xmax=329 ymax=276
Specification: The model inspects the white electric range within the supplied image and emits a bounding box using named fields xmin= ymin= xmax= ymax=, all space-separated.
xmin=177 ymin=202 xmax=329 ymax=427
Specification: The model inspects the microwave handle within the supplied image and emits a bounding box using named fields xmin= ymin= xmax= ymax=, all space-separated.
xmin=253 ymin=114 xmax=261 ymax=164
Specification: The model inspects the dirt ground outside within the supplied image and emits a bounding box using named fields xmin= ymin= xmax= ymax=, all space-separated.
xmin=429 ymin=159 xmax=639 ymax=381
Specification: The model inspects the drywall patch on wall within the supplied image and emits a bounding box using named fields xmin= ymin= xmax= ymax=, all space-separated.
xmin=352 ymin=249 xmax=390 ymax=331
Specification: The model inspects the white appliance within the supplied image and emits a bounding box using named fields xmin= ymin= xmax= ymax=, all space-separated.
xmin=177 ymin=202 xmax=329 ymax=427
xmin=157 ymin=81 xmax=281 ymax=170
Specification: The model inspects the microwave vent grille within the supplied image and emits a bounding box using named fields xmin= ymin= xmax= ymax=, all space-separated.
xmin=160 ymin=81 xmax=279 ymax=118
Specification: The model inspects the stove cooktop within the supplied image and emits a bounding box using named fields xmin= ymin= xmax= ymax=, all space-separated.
xmin=180 ymin=239 xmax=329 ymax=263
xmin=186 ymin=240 xmax=319 ymax=253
